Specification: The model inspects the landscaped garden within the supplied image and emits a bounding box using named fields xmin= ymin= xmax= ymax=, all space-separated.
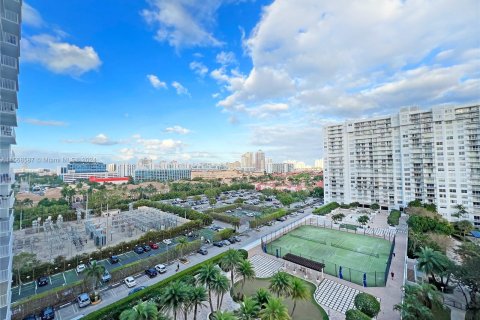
xmin=232 ymin=276 xmax=328 ymax=320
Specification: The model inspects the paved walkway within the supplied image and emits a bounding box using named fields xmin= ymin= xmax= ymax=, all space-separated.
xmin=314 ymin=278 xmax=361 ymax=314
xmin=249 ymin=254 xmax=284 ymax=278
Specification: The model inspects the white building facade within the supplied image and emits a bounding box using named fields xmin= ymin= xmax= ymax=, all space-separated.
xmin=0 ymin=0 xmax=21 ymax=317
xmin=116 ymin=163 xmax=136 ymax=177
xmin=324 ymin=105 xmax=480 ymax=224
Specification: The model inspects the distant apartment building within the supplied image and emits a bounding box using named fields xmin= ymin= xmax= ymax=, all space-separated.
xmin=314 ymin=159 xmax=324 ymax=169
xmin=227 ymin=161 xmax=241 ymax=170
xmin=0 ymin=0 xmax=21 ymax=317
xmin=241 ymin=152 xmax=254 ymax=170
xmin=117 ymin=163 xmax=136 ymax=177
xmin=137 ymin=157 xmax=154 ymax=169
xmin=107 ymin=163 xmax=116 ymax=173
xmin=134 ymin=169 xmax=191 ymax=182
xmin=67 ymin=161 xmax=106 ymax=173
xmin=271 ymin=163 xmax=294 ymax=174
xmin=255 ymin=150 xmax=265 ymax=172
xmin=62 ymin=172 xmax=118 ymax=184
xmin=324 ymin=104 xmax=480 ymax=224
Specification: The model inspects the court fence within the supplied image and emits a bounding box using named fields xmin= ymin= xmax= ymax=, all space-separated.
xmin=260 ymin=216 xmax=395 ymax=287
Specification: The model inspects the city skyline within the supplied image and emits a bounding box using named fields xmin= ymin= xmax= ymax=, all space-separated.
xmin=15 ymin=0 xmax=479 ymax=167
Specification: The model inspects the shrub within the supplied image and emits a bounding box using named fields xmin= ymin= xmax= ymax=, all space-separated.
xmin=213 ymin=228 xmax=235 ymax=241
xmin=312 ymin=202 xmax=339 ymax=215
xmin=354 ymin=293 xmax=380 ymax=318
xmin=370 ymin=203 xmax=380 ymax=210
xmin=345 ymin=309 xmax=371 ymax=320
xmin=387 ymin=210 xmax=401 ymax=226
xmin=248 ymin=209 xmax=288 ymax=228
xmin=238 ymin=249 xmax=248 ymax=260
xmin=208 ymin=212 xmax=240 ymax=228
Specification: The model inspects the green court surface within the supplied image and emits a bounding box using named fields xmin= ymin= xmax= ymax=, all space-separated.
xmin=266 ymin=225 xmax=392 ymax=286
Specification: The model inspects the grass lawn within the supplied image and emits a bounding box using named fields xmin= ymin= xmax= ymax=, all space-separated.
xmin=233 ymin=277 xmax=329 ymax=320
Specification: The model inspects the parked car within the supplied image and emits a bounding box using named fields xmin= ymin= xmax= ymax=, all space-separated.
xmin=134 ymin=246 xmax=144 ymax=254
xmin=109 ymin=255 xmax=120 ymax=264
xmin=222 ymin=240 xmax=231 ymax=246
xmin=163 ymin=239 xmax=172 ymax=245
xmin=77 ymin=293 xmax=91 ymax=308
xmin=276 ymin=217 xmax=287 ymax=222
xmin=228 ymin=237 xmax=237 ymax=244
xmin=101 ymin=270 xmax=111 ymax=283
xmin=142 ymin=245 xmax=152 ymax=252
xmin=197 ymin=247 xmax=208 ymax=255
xmin=213 ymin=241 xmax=224 ymax=247
xmin=145 ymin=268 xmax=158 ymax=278
xmin=124 ymin=276 xmax=137 ymax=288
xmin=37 ymin=276 xmax=49 ymax=287
xmin=233 ymin=236 xmax=241 ymax=242
xmin=76 ymin=264 xmax=86 ymax=273
xmin=149 ymin=242 xmax=159 ymax=249
xmin=298 ymin=210 xmax=305 ymax=213
xmin=155 ymin=264 xmax=167 ymax=273
xmin=40 ymin=306 xmax=55 ymax=320
xmin=128 ymin=286 xmax=147 ymax=295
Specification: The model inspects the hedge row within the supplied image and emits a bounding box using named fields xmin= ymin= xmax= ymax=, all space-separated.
xmin=212 ymin=228 xmax=235 ymax=242
xmin=312 ymin=202 xmax=340 ymax=215
xmin=83 ymin=252 xmax=229 ymax=320
xmin=249 ymin=209 xmax=288 ymax=228
xmin=387 ymin=210 xmax=401 ymax=226
xmin=12 ymin=241 xmax=203 ymax=319
xmin=203 ymin=203 xmax=241 ymax=214
xmin=208 ymin=212 xmax=240 ymax=227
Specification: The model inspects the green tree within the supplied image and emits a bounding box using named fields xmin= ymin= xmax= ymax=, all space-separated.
xmin=259 ymin=297 xmax=291 ymax=320
xmin=189 ymin=286 xmax=208 ymax=320
xmin=345 ymin=309 xmax=370 ymax=320
xmin=220 ymin=249 xmax=243 ymax=288
xmin=193 ymin=195 xmax=202 ymax=201
xmin=454 ymin=242 xmax=480 ymax=317
xmin=405 ymin=284 xmax=442 ymax=310
xmin=269 ymin=271 xmax=291 ymax=298
xmin=289 ymin=277 xmax=309 ymax=317
xmin=357 ymin=215 xmax=370 ymax=226
xmin=354 ymin=292 xmax=381 ymax=318
xmin=235 ymin=297 xmax=260 ymax=320
xmin=416 ymin=247 xmax=449 ymax=285
xmin=452 ymin=204 xmax=467 ymax=220
xmin=394 ymin=294 xmax=433 ymax=320
xmin=455 ymin=220 xmax=474 ymax=240
xmin=119 ymin=301 xmax=158 ymax=320
xmin=370 ymin=203 xmax=380 ymax=210
xmin=331 ymin=213 xmax=345 ymax=223
xmin=84 ymin=261 xmax=105 ymax=291
xmin=254 ymin=288 xmax=272 ymax=307
xmin=159 ymin=281 xmax=188 ymax=320
xmin=176 ymin=237 xmax=189 ymax=259
xmin=211 ymin=273 xmax=230 ymax=311
xmin=196 ymin=263 xmax=220 ymax=314
xmin=12 ymin=252 xmax=38 ymax=286
xmin=235 ymin=259 xmax=256 ymax=292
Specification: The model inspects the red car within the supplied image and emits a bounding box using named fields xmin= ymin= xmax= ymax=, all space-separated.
xmin=149 ymin=242 xmax=159 ymax=249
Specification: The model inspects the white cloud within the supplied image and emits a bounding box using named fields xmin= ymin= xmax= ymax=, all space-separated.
xmin=22 ymin=34 xmax=101 ymax=76
xmin=91 ymin=134 xmax=118 ymax=146
xmin=118 ymin=148 xmax=135 ymax=161
xmin=147 ymin=74 xmax=167 ymax=89
xmin=141 ymin=0 xmax=223 ymax=49
xmin=22 ymin=118 xmax=67 ymax=126
xmin=216 ymin=51 xmax=236 ymax=65
xmin=217 ymin=0 xmax=479 ymax=119
xmin=164 ymin=125 xmax=191 ymax=134
xmin=135 ymin=136 xmax=183 ymax=151
xmin=189 ymin=61 xmax=208 ymax=77
xmin=22 ymin=2 xmax=44 ymax=27
xmin=172 ymin=81 xmax=190 ymax=96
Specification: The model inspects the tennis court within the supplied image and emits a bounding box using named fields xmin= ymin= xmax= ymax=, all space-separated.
xmin=265 ymin=225 xmax=393 ymax=286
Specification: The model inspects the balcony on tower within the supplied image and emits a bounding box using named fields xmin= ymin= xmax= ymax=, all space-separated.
xmin=0 ymin=126 xmax=15 ymax=144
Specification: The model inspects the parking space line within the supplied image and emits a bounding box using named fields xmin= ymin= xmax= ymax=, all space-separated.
xmin=63 ymin=272 xmax=66 ymax=284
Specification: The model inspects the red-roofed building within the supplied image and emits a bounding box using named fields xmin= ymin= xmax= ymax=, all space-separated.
xmin=89 ymin=176 xmax=129 ymax=185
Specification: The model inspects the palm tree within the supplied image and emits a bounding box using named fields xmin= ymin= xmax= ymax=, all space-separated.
xmin=189 ymin=286 xmax=208 ymax=320
xmin=211 ymin=273 xmax=230 ymax=311
xmin=84 ymin=261 xmax=105 ymax=291
xmin=269 ymin=271 xmax=291 ymax=298
xmin=212 ymin=311 xmax=237 ymax=320
xmin=289 ymin=277 xmax=309 ymax=316
xmin=159 ymin=281 xmax=188 ymax=320
xmin=406 ymin=284 xmax=443 ymax=309
xmin=196 ymin=263 xmax=220 ymax=314
xmin=176 ymin=237 xmax=189 ymax=260
xmin=394 ymin=295 xmax=433 ymax=320
xmin=220 ymin=249 xmax=242 ymax=288
xmin=254 ymin=288 xmax=272 ymax=307
xmin=416 ymin=247 xmax=448 ymax=284
xmin=235 ymin=259 xmax=256 ymax=293
xmin=235 ymin=296 xmax=260 ymax=320
xmin=119 ymin=301 xmax=158 ymax=320
xmin=259 ymin=297 xmax=291 ymax=320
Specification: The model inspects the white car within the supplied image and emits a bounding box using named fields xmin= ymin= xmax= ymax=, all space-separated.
xmin=76 ymin=264 xmax=86 ymax=273
xmin=155 ymin=264 xmax=167 ymax=273
xmin=163 ymin=239 xmax=172 ymax=245
xmin=124 ymin=276 xmax=137 ymax=288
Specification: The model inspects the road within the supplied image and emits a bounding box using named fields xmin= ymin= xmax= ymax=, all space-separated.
xmin=54 ymin=207 xmax=316 ymax=320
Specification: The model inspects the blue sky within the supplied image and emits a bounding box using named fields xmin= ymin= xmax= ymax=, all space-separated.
xmin=16 ymin=0 xmax=480 ymax=168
